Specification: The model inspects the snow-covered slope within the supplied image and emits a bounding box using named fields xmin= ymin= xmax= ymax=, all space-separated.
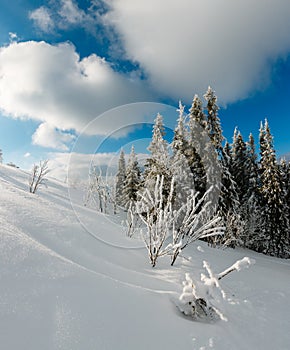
xmin=0 ymin=164 xmax=289 ymax=350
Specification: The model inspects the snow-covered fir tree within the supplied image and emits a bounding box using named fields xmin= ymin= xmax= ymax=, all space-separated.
xmin=280 ymin=158 xmax=290 ymax=217
xmin=172 ymin=101 xmax=188 ymax=156
xmin=187 ymin=96 xmax=207 ymax=198
xmin=242 ymin=133 xmax=262 ymax=250
xmin=259 ymin=120 xmax=289 ymax=258
xmin=202 ymin=87 xmax=223 ymax=216
xmin=115 ymin=149 xmax=126 ymax=207
xmin=171 ymin=101 xmax=192 ymax=191
xmin=231 ymin=128 xmax=249 ymax=205
xmin=188 ymin=94 xmax=207 ymax=154
xmin=204 ymin=86 xmax=224 ymax=153
xmin=171 ymin=102 xmax=194 ymax=225
xmin=217 ymin=141 xmax=242 ymax=247
xmin=246 ymin=133 xmax=260 ymax=199
xmin=144 ymin=113 xmax=171 ymax=200
xmin=122 ymin=145 xmax=141 ymax=209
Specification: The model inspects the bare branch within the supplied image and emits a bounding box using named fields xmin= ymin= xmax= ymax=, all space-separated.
xmin=29 ymin=160 xmax=49 ymax=194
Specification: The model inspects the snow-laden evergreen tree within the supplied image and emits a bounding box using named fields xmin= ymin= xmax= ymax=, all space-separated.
xmin=243 ymin=133 xmax=262 ymax=249
xmin=172 ymin=101 xmax=188 ymax=156
xmin=144 ymin=113 xmax=171 ymax=200
xmin=0 ymin=149 xmax=3 ymax=164
xmin=171 ymin=101 xmax=192 ymax=194
xmin=279 ymin=158 xmax=290 ymax=255
xmin=246 ymin=133 xmax=260 ymax=198
xmin=115 ymin=149 xmax=126 ymax=207
xmin=201 ymin=87 xmax=223 ymax=214
xmin=187 ymin=95 xmax=207 ymax=198
xmin=259 ymin=120 xmax=289 ymax=257
xmin=231 ymin=128 xmax=249 ymax=205
xmin=189 ymin=94 xmax=207 ymax=153
xmin=280 ymin=158 xmax=290 ymax=216
xmin=171 ymin=102 xmax=195 ymax=227
xmin=122 ymin=145 xmax=141 ymax=209
xmin=204 ymin=86 xmax=224 ymax=153
xmin=217 ymin=142 xmax=242 ymax=247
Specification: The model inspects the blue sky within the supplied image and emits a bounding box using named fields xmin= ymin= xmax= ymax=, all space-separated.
xmin=1 ymin=0 xmax=290 ymax=178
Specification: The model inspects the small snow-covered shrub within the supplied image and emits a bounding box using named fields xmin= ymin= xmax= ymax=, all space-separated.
xmin=178 ymin=272 xmax=221 ymax=321
xmin=29 ymin=160 xmax=49 ymax=194
xmin=177 ymin=257 xmax=254 ymax=322
xmin=136 ymin=175 xmax=224 ymax=267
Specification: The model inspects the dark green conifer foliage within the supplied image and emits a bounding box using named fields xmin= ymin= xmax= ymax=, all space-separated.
xmin=232 ymin=128 xmax=249 ymax=205
xmin=242 ymin=133 xmax=262 ymax=249
xmin=187 ymin=95 xmax=207 ymax=198
xmin=259 ymin=120 xmax=289 ymax=258
xmin=217 ymin=142 xmax=242 ymax=247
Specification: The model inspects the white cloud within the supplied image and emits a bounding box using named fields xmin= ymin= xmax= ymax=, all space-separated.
xmin=49 ymin=151 xmax=119 ymax=182
xmin=9 ymin=32 xmax=18 ymax=42
xmin=58 ymin=0 xmax=86 ymax=25
xmin=29 ymin=1 xmax=101 ymax=35
xmin=0 ymin=41 xmax=153 ymax=135
xmin=32 ymin=123 xmax=75 ymax=151
xmin=49 ymin=150 xmax=149 ymax=181
xmin=105 ymin=0 xmax=290 ymax=104
xmin=29 ymin=6 xmax=54 ymax=33
xmin=24 ymin=152 xmax=31 ymax=158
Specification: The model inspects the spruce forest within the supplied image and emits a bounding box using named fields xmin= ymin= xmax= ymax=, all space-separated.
xmin=115 ymin=87 xmax=290 ymax=261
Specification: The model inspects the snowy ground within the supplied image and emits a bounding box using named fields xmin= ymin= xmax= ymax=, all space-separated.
xmin=0 ymin=164 xmax=289 ymax=350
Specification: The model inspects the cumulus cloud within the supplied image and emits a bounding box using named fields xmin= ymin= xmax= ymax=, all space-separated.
xmin=105 ymin=0 xmax=290 ymax=103
xmin=49 ymin=151 xmax=119 ymax=181
xmin=0 ymin=41 xmax=153 ymax=135
xmin=29 ymin=0 xmax=104 ymax=36
xmin=49 ymin=150 xmax=148 ymax=181
xmin=32 ymin=123 xmax=75 ymax=150
xmin=29 ymin=6 xmax=55 ymax=33
xmin=58 ymin=0 xmax=86 ymax=25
